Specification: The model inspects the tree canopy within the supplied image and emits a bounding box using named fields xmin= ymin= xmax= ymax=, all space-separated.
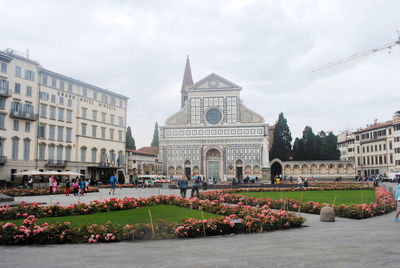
xmin=269 ymin=112 xmax=292 ymax=161
xmin=151 ymin=122 xmax=159 ymax=147
xmin=126 ymin=126 xmax=136 ymax=150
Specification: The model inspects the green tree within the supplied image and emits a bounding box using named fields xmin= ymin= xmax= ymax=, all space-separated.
xmin=292 ymin=137 xmax=305 ymax=160
xmin=324 ymin=132 xmax=341 ymax=160
xmin=126 ymin=126 xmax=136 ymax=150
xmin=302 ymin=126 xmax=317 ymax=160
xmin=151 ymin=122 xmax=159 ymax=147
xmin=269 ymin=113 xmax=293 ymax=161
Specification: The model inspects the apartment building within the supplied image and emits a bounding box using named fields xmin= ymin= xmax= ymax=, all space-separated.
xmin=0 ymin=49 xmax=129 ymax=182
xmin=338 ymin=111 xmax=400 ymax=177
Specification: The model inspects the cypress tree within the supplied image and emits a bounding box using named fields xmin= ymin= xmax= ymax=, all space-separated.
xmin=151 ymin=122 xmax=159 ymax=147
xmin=269 ymin=113 xmax=293 ymax=161
xmin=126 ymin=126 xmax=136 ymax=150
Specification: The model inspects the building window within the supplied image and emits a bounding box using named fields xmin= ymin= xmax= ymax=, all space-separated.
xmin=13 ymin=119 xmax=19 ymax=130
xmin=1 ymin=63 xmax=7 ymax=73
xmin=101 ymin=112 xmax=106 ymax=123
xmin=38 ymin=124 xmax=46 ymax=138
xmin=65 ymin=146 xmax=71 ymax=161
xmin=68 ymin=83 xmax=72 ymax=92
xmin=66 ymin=110 xmax=72 ymax=122
xmin=91 ymin=148 xmax=97 ymax=163
xmin=93 ymin=91 xmax=97 ymax=100
xmin=15 ymin=66 xmax=21 ymax=77
xmin=92 ymin=110 xmax=97 ymax=121
xmin=48 ymin=145 xmax=55 ymax=161
xmin=25 ymin=122 xmax=30 ymax=132
xmin=49 ymin=125 xmax=55 ymax=140
xmin=83 ymin=87 xmax=87 ymax=97
xmin=40 ymin=104 xmax=47 ymax=117
xmin=23 ymin=139 xmax=30 ymax=160
xmin=82 ymin=108 xmax=87 ymax=119
xmin=51 ymin=78 xmax=56 ymax=88
xmin=57 ymin=145 xmax=63 ymax=161
xmin=81 ymin=147 xmax=86 ymax=162
xmin=24 ymin=70 xmax=35 ymax=81
xmin=59 ymin=96 xmax=64 ymax=105
xmin=42 ymin=75 xmax=48 ymax=85
xmin=66 ymin=128 xmax=72 ymax=142
xmin=50 ymin=106 xmax=56 ymax=120
xmin=26 ymin=86 xmax=32 ymax=97
xmin=14 ymin=83 xmax=20 ymax=94
xmin=92 ymin=125 xmax=97 ymax=138
xmin=50 ymin=94 xmax=56 ymax=103
xmin=119 ymin=99 xmax=123 ymax=108
xmin=39 ymin=144 xmax=45 ymax=160
xmin=0 ymin=97 xmax=4 ymax=110
xmin=39 ymin=91 xmax=49 ymax=100
xmin=81 ymin=124 xmax=86 ymax=136
xmin=119 ymin=116 xmax=123 ymax=127
xmin=58 ymin=108 xmax=64 ymax=121
xmin=67 ymin=99 xmax=72 ymax=107
xmin=57 ymin=126 xmax=63 ymax=141
xmin=0 ymin=114 xmax=4 ymax=129
xmin=12 ymin=138 xmax=19 ymax=160
xmin=118 ymin=130 xmax=122 ymax=142
xmin=110 ymin=129 xmax=114 ymax=140
xmin=110 ymin=115 xmax=115 ymax=125
xmin=102 ymin=94 xmax=108 ymax=103
xmin=110 ymin=97 xmax=116 ymax=106
xmin=101 ymin=127 xmax=106 ymax=139
xmin=60 ymin=80 xmax=64 ymax=90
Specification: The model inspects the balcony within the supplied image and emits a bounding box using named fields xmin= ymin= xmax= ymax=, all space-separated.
xmin=0 ymin=88 xmax=11 ymax=98
xmin=45 ymin=160 xmax=67 ymax=168
xmin=0 ymin=156 xmax=7 ymax=165
xmin=9 ymin=110 xmax=38 ymax=121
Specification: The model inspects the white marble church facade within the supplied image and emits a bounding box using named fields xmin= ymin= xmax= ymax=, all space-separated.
xmin=159 ymin=58 xmax=270 ymax=181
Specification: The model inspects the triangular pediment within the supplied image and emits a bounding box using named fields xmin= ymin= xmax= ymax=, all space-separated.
xmin=188 ymin=73 xmax=242 ymax=91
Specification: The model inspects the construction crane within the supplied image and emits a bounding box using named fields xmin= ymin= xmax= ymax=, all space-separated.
xmin=311 ymin=30 xmax=400 ymax=72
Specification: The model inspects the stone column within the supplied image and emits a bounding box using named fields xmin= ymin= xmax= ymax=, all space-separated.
xmin=261 ymin=133 xmax=270 ymax=181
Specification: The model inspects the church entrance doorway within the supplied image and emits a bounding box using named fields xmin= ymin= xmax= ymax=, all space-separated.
xmin=271 ymin=161 xmax=282 ymax=178
xmin=185 ymin=167 xmax=191 ymax=180
xmin=184 ymin=160 xmax=191 ymax=180
xmin=235 ymin=159 xmax=243 ymax=180
xmin=206 ymin=148 xmax=221 ymax=180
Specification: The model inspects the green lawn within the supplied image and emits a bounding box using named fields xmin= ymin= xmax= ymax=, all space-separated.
xmin=236 ymin=190 xmax=375 ymax=206
xmin=8 ymin=205 xmax=219 ymax=227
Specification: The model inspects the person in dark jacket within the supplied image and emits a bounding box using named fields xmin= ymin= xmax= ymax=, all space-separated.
xmin=178 ymin=177 xmax=188 ymax=198
xmin=191 ymin=176 xmax=201 ymax=198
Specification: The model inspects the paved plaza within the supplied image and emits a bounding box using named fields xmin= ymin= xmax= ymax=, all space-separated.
xmin=1 ymin=186 xmax=400 ymax=267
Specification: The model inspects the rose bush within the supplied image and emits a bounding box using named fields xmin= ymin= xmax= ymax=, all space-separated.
xmin=199 ymin=186 xmax=396 ymax=220
xmin=0 ymin=187 xmax=99 ymax=197
xmin=0 ymin=195 xmax=304 ymax=245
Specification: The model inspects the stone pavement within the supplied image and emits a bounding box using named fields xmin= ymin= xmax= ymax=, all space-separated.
xmin=1 ymin=186 xmax=400 ymax=267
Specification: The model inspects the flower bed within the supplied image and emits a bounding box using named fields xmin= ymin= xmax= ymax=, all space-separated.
xmin=0 ymin=187 xmax=99 ymax=197
xmin=199 ymin=186 xmax=396 ymax=220
xmin=0 ymin=195 xmax=304 ymax=245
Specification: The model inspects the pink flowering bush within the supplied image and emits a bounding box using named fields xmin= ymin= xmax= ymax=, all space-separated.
xmin=0 ymin=187 xmax=99 ymax=197
xmin=0 ymin=195 xmax=304 ymax=245
xmin=200 ymin=186 xmax=396 ymax=220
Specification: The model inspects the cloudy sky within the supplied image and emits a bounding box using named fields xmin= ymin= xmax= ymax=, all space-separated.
xmin=1 ymin=0 xmax=399 ymax=148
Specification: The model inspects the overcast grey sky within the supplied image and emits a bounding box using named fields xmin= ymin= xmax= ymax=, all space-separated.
xmin=1 ymin=0 xmax=399 ymax=148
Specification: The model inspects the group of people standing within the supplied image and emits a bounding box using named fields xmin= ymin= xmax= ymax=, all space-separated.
xmin=48 ymin=176 xmax=90 ymax=196
xmin=177 ymin=175 xmax=205 ymax=198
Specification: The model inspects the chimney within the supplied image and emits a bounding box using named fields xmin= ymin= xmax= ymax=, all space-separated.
xmin=26 ymin=48 xmax=29 ymax=59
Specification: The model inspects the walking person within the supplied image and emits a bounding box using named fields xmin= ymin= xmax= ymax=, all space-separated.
xmin=65 ymin=177 xmax=70 ymax=196
xmin=51 ymin=176 xmax=57 ymax=194
xmin=202 ymin=176 xmax=208 ymax=190
xmin=178 ymin=176 xmax=188 ymax=198
xmin=79 ymin=178 xmax=85 ymax=195
xmin=297 ymin=176 xmax=303 ymax=189
xmin=49 ymin=176 xmax=53 ymax=194
xmin=73 ymin=179 xmax=78 ymax=196
xmin=109 ymin=173 xmax=119 ymax=195
xmin=191 ymin=175 xmax=200 ymax=198
xmin=394 ymin=183 xmax=400 ymax=222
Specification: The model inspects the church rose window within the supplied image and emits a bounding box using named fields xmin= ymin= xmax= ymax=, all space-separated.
xmin=206 ymin=109 xmax=222 ymax=124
